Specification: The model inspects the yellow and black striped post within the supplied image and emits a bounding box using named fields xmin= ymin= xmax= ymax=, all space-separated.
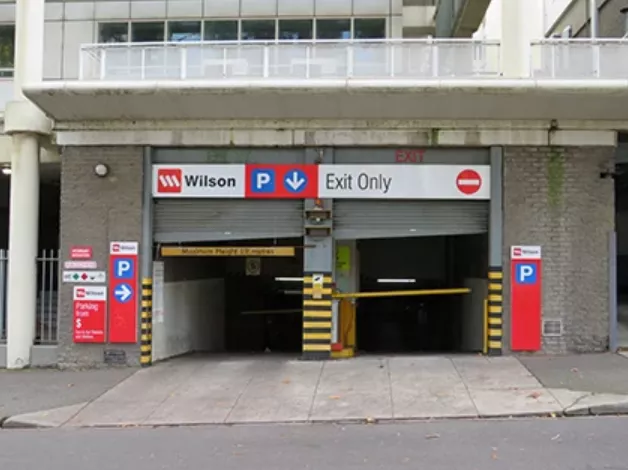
xmin=302 ymin=273 xmax=333 ymax=360
xmin=140 ymin=277 xmax=153 ymax=367
xmin=487 ymin=267 xmax=503 ymax=356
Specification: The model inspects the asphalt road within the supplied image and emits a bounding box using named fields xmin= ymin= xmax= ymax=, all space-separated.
xmin=1 ymin=417 xmax=628 ymax=470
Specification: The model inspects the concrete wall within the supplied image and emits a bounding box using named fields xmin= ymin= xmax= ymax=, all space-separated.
xmin=461 ymin=277 xmax=487 ymax=352
xmin=58 ymin=146 xmax=143 ymax=366
xmin=503 ymin=146 xmax=615 ymax=353
xmin=153 ymin=277 xmax=225 ymax=362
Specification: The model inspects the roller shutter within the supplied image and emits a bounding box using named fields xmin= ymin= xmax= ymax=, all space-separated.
xmin=154 ymin=199 xmax=303 ymax=243
xmin=333 ymin=200 xmax=489 ymax=240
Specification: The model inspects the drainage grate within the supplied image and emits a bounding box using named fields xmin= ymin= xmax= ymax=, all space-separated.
xmin=542 ymin=319 xmax=563 ymax=337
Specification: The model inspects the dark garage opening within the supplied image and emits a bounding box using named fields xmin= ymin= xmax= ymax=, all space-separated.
xmin=158 ymin=238 xmax=304 ymax=358
xmin=356 ymin=234 xmax=488 ymax=354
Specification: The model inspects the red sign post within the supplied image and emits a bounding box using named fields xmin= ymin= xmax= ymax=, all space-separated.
xmin=108 ymin=241 xmax=139 ymax=343
xmin=73 ymin=286 xmax=106 ymax=343
xmin=510 ymin=245 xmax=542 ymax=351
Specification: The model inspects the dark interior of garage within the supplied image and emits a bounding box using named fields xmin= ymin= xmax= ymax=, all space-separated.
xmin=159 ymin=238 xmax=304 ymax=357
xmin=355 ymin=235 xmax=488 ymax=354
xmin=224 ymin=241 xmax=303 ymax=353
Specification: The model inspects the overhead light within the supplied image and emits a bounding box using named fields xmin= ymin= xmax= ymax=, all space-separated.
xmin=275 ymin=277 xmax=303 ymax=282
xmin=1 ymin=167 xmax=10 ymax=175
xmin=377 ymin=278 xmax=416 ymax=284
xmin=94 ymin=163 xmax=109 ymax=177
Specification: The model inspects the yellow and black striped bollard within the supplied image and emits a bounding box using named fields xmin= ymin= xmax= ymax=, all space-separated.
xmin=487 ymin=267 xmax=503 ymax=356
xmin=302 ymin=273 xmax=333 ymax=360
xmin=140 ymin=277 xmax=153 ymax=367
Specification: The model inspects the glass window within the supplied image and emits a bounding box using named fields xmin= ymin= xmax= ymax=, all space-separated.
xmin=204 ymin=20 xmax=238 ymax=41
xmin=278 ymin=20 xmax=313 ymax=40
xmin=168 ymin=21 xmax=201 ymax=41
xmin=316 ymin=19 xmax=351 ymax=40
xmin=99 ymin=22 xmax=128 ymax=43
xmin=241 ymin=20 xmax=276 ymax=40
xmin=131 ymin=22 xmax=165 ymax=42
xmin=0 ymin=24 xmax=14 ymax=77
xmin=354 ymin=18 xmax=386 ymax=39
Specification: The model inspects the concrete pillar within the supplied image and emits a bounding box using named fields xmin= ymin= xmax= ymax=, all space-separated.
xmin=500 ymin=0 xmax=529 ymax=78
xmin=4 ymin=0 xmax=53 ymax=368
xmin=302 ymin=148 xmax=334 ymax=360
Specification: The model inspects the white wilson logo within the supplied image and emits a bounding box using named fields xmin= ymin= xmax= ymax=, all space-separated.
xmin=158 ymin=174 xmax=181 ymax=188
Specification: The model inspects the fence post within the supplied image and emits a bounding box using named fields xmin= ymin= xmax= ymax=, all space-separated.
xmin=0 ymin=249 xmax=6 ymax=341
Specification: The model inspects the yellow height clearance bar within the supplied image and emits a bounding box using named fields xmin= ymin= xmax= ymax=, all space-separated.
xmin=333 ymin=288 xmax=471 ymax=299
xmin=161 ymin=246 xmax=296 ymax=257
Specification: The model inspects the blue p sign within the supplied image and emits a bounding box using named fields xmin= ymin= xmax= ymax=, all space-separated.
xmin=114 ymin=258 xmax=134 ymax=279
xmin=515 ymin=263 xmax=537 ymax=284
xmin=251 ymin=169 xmax=275 ymax=193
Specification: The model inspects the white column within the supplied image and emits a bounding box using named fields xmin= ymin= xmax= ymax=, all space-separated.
xmin=500 ymin=0 xmax=529 ymax=78
xmin=4 ymin=0 xmax=53 ymax=368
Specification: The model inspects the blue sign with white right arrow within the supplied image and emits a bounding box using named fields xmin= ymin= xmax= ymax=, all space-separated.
xmin=283 ymin=169 xmax=307 ymax=193
xmin=114 ymin=283 xmax=133 ymax=303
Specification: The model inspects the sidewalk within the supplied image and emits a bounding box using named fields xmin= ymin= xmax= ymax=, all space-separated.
xmin=0 ymin=367 xmax=136 ymax=422
xmin=5 ymin=353 xmax=628 ymax=428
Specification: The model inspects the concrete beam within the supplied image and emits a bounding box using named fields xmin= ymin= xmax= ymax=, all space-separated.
xmin=54 ymin=127 xmax=617 ymax=148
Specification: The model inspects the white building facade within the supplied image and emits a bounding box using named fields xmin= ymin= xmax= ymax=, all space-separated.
xmin=0 ymin=0 xmax=626 ymax=368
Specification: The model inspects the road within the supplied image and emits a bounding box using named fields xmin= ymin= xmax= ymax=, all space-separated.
xmin=1 ymin=417 xmax=627 ymax=469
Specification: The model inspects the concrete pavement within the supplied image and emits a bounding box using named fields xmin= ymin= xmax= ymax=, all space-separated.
xmin=0 ymin=367 xmax=136 ymax=421
xmin=6 ymin=354 xmax=628 ymax=428
xmin=4 ymin=417 xmax=628 ymax=469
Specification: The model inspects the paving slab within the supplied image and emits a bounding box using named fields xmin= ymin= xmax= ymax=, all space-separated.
xmin=389 ymin=356 xmax=477 ymax=419
xmin=520 ymin=353 xmax=628 ymax=395
xmin=453 ymin=356 xmax=542 ymax=390
xmin=469 ymin=387 xmax=562 ymax=417
xmin=0 ymin=367 xmax=136 ymax=419
xmin=225 ymin=359 xmax=321 ymax=423
xmin=2 ymin=402 xmax=87 ymax=429
xmin=316 ymin=357 xmax=390 ymax=395
xmin=547 ymin=388 xmax=628 ymax=416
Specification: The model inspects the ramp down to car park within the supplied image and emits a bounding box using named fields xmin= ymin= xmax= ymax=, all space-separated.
xmin=7 ymin=355 xmax=628 ymax=428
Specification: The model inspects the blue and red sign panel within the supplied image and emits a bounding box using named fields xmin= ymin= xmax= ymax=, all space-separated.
xmin=245 ymin=164 xmax=318 ymax=199
xmin=108 ymin=241 xmax=139 ymax=343
xmin=510 ymin=245 xmax=542 ymax=351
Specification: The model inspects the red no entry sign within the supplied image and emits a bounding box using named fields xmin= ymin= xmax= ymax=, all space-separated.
xmin=456 ymin=169 xmax=482 ymax=195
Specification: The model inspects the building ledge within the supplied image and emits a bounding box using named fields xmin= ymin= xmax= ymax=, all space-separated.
xmin=22 ymin=79 xmax=628 ymax=122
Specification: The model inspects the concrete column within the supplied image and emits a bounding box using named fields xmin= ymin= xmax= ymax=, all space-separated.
xmin=4 ymin=0 xmax=53 ymax=368
xmin=500 ymin=0 xmax=529 ymax=78
xmin=302 ymin=148 xmax=334 ymax=360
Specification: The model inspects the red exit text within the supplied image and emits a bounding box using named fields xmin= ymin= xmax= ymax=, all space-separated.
xmin=395 ymin=149 xmax=425 ymax=163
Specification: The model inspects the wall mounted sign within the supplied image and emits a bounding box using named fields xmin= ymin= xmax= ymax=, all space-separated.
xmin=108 ymin=241 xmax=139 ymax=343
xmin=510 ymin=245 xmax=542 ymax=351
xmin=152 ymin=164 xmax=491 ymax=200
xmin=73 ymin=285 xmax=106 ymax=343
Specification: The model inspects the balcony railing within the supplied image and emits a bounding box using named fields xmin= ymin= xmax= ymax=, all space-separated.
xmin=530 ymin=39 xmax=628 ymax=79
xmin=78 ymin=39 xmax=502 ymax=82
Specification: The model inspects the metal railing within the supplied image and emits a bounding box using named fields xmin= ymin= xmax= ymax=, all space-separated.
xmin=0 ymin=249 xmax=60 ymax=345
xmin=530 ymin=39 xmax=628 ymax=79
xmin=78 ymin=39 xmax=502 ymax=81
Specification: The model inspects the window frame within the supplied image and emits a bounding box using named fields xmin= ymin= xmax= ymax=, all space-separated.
xmin=0 ymin=23 xmax=14 ymax=77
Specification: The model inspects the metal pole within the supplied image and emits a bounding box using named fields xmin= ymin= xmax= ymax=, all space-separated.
xmin=488 ymin=146 xmax=504 ymax=356
xmin=140 ymin=147 xmax=154 ymax=366
xmin=0 ymin=249 xmax=6 ymax=340
xmin=589 ymin=0 xmax=599 ymax=38
xmin=609 ymin=231 xmax=618 ymax=352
